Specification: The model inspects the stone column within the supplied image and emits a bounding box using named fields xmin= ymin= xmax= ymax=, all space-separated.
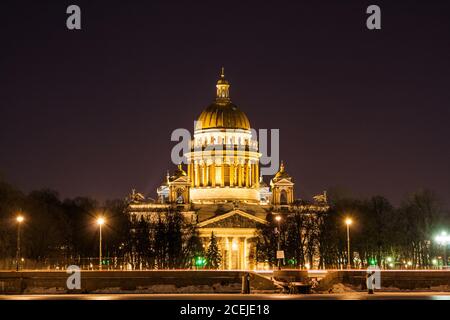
xmin=230 ymin=163 xmax=234 ymax=187
xmin=238 ymin=163 xmax=242 ymax=187
xmin=228 ymin=237 xmax=233 ymax=270
xmin=221 ymin=163 xmax=225 ymax=187
xmin=202 ymin=164 xmax=207 ymax=186
xmin=249 ymin=162 xmax=253 ymax=187
xmin=211 ymin=164 xmax=216 ymax=187
xmin=220 ymin=237 xmax=226 ymax=270
xmin=194 ymin=162 xmax=199 ymax=187
xmin=245 ymin=162 xmax=250 ymax=187
xmin=188 ymin=163 xmax=193 ymax=187
xmin=243 ymin=237 xmax=248 ymax=270
xmin=239 ymin=237 xmax=245 ymax=269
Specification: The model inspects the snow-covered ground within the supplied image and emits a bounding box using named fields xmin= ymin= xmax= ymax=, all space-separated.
xmin=319 ymin=283 xmax=450 ymax=294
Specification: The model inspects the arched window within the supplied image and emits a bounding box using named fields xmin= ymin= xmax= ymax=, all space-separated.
xmin=280 ymin=190 xmax=288 ymax=205
xmin=176 ymin=189 xmax=184 ymax=204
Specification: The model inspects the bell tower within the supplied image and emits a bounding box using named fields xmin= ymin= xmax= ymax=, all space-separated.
xmin=270 ymin=161 xmax=294 ymax=206
xmin=168 ymin=164 xmax=191 ymax=204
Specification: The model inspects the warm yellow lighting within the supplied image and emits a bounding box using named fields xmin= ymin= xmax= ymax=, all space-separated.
xmin=275 ymin=216 xmax=282 ymax=222
xmin=231 ymin=240 xmax=238 ymax=251
xmin=345 ymin=218 xmax=352 ymax=226
xmin=16 ymin=216 xmax=24 ymax=223
xmin=97 ymin=217 xmax=105 ymax=226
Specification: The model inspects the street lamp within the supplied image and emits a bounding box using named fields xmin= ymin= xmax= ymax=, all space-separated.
xmin=16 ymin=215 xmax=24 ymax=271
xmin=275 ymin=215 xmax=282 ymax=270
xmin=345 ymin=218 xmax=352 ymax=269
xmin=97 ymin=217 xmax=105 ymax=270
xmin=435 ymin=231 xmax=450 ymax=268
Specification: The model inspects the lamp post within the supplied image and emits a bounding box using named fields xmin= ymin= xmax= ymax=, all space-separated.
xmin=97 ymin=217 xmax=105 ymax=270
xmin=16 ymin=215 xmax=24 ymax=271
xmin=345 ymin=218 xmax=352 ymax=269
xmin=275 ymin=215 xmax=282 ymax=270
xmin=435 ymin=231 xmax=450 ymax=268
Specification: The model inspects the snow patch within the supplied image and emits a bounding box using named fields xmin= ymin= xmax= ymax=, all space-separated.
xmin=429 ymin=285 xmax=450 ymax=292
xmin=327 ymin=283 xmax=356 ymax=293
xmin=24 ymin=287 xmax=67 ymax=294
xmin=92 ymin=283 xmax=242 ymax=294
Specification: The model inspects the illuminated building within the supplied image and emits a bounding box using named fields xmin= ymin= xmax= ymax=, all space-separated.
xmin=128 ymin=69 xmax=328 ymax=270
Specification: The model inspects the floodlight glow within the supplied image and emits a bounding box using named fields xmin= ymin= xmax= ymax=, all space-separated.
xmin=435 ymin=231 xmax=450 ymax=245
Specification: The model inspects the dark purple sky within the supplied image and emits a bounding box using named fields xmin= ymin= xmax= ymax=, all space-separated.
xmin=1 ymin=0 xmax=449 ymax=206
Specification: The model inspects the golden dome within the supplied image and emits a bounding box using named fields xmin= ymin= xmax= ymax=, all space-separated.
xmin=195 ymin=68 xmax=251 ymax=131
xmin=196 ymin=102 xmax=250 ymax=131
xmin=273 ymin=161 xmax=292 ymax=181
xmin=169 ymin=164 xmax=187 ymax=181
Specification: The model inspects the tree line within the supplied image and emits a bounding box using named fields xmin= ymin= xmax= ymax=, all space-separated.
xmin=1 ymin=176 xmax=449 ymax=269
xmin=0 ymin=177 xmax=223 ymax=269
xmin=256 ymin=189 xmax=450 ymax=269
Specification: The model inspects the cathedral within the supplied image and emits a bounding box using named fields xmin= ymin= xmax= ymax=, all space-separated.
xmin=128 ymin=70 xmax=328 ymax=270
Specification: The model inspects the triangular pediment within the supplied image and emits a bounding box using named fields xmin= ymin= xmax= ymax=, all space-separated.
xmin=169 ymin=175 xmax=190 ymax=184
xmin=271 ymin=178 xmax=294 ymax=186
xmin=197 ymin=209 xmax=267 ymax=228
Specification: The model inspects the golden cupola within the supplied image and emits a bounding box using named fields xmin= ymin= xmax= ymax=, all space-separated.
xmin=272 ymin=161 xmax=292 ymax=182
xmin=185 ymin=68 xmax=261 ymax=204
xmin=195 ymin=68 xmax=251 ymax=131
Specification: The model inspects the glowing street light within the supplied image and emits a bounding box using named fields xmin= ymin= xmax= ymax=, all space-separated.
xmin=15 ymin=215 xmax=25 ymax=271
xmin=97 ymin=217 xmax=106 ymax=270
xmin=435 ymin=231 xmax=450 ymax=268
xmin=345 ymin=218 xmax=352 ymax=269
xmin=97 ymin=217 xmax=105 ymax=226
xmin=275 ymin=215 xmax=282 ymax=270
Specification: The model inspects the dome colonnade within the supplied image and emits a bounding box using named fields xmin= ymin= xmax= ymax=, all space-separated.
xmin=185 ymin=69 xmax=261 ymax=203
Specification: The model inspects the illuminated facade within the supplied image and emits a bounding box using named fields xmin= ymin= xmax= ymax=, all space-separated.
xmin=128 ymin=70 xmax=328 ymax=270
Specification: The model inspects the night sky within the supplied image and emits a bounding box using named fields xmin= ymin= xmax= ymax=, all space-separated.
xmin=1 ymin=0 xmax=449 ymax=206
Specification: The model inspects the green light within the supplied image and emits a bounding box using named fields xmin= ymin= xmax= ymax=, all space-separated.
xmin=287 ymin=258 xmax=297 ymax=266
xmin=195 ymin=256 xmax=206 ymax=267
xmin=370 ymin=259 xmax=377 ymax=266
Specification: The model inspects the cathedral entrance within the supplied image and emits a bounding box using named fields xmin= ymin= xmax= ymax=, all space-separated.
xmin=197 ymin=209 xmax=268 ymax=270
xmin=223 ymin=237 xmax=246 ymax=270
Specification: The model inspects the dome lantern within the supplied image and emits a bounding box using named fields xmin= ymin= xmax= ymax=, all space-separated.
xmin=195 ymin=68 xmax=250 ymax=131
xmin=216 ymin=67 xmax=230 ymax=103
